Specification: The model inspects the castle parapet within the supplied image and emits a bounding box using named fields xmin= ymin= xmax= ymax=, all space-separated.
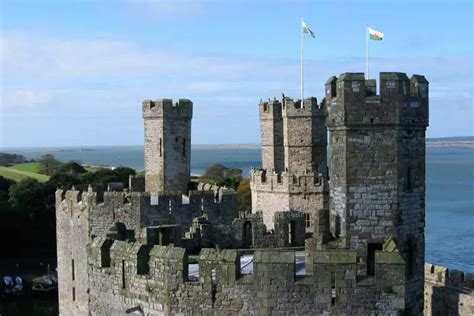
xmin=425 ymin=263 xmax=474 ymax=289
xmin=282 ymin=96 xmax=324 ymax=117
xmin=142 ymin=98 xmax=193 ymax=119
xmin=250 ymin=168 xmax=326 ymax=193
xmin=326 ymin=72 xmax=429 ymax=128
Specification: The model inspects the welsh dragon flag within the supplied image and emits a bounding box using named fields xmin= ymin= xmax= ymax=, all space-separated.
xmin=368 ymin=27 xmax=384 ymax=40
xmin=302 ymin=21 xmax=315 ymax=38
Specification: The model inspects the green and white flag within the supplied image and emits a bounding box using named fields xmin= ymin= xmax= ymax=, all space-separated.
xmin=302 ymin=20 xmax=315 ymax=38
xmin=368 ymin=27 xmax=384 ymax=40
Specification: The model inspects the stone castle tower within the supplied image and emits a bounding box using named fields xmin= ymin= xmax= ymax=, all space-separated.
xmin=325 ymin=72 xmax=429 ymax=314
xmin=250 ymin=97 xmax=328 ymax=231
xmin=54 ymin=73 xmax=458 ymax=316
xmin=143 ymin=99 xmax=192 ymax=195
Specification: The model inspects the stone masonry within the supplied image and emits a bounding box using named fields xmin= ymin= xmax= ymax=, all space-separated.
xmin=56 ymin=74 xmax=473 ymax=315
xmin=250 ymin=96 xmax=328 ymax=231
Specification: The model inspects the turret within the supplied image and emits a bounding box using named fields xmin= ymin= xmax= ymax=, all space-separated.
xmin=259 ymin=99 xmax=284 ymax=172
xmin=326 ymin=72 xmax=429 ymax=315
xmin=143 ymin=99 xmax=193 ymax=195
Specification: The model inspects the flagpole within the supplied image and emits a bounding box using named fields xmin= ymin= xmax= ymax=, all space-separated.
xmin=366 ymin=25 xmax=369 ymax=80
xmin=301 ymin=18 xmax=304 ymax=105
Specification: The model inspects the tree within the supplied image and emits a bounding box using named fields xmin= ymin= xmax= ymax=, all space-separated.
xmin=38 ymin=154 xmax=62 ymax=175
xmin=112 ymin=167 xmax=136 ymax=184
xmin=200 ymin=164 xmax=243 ymax=189
xmin=56 ymin=161 xmax=87 ymax=176
xmin=222 ymin=168 xmax=243 ymax=190
xmin=8 ymin=178 xmax=45 ymax=218
xmin=0 ymin=153 xmax=26 ymax=166
xmin=237 ymin=179 xmax=251 ymax=212
xmin=79 ymin=167 xmax=136 ymax=191
xmin=0 ymin=176 xmax=15 ymax=211
xmin=48 ymin=172 xmax=80 ymax=189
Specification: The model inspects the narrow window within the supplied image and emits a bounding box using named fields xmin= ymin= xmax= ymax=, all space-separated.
xmin=182 ymin=138 xmax=186 ymax=157
xmin=121 ymin=260 xmax=126 ymax=289
xmin=367 ymin=243 xmax=383 ymax=276
xmin=159 ymin=138 xmax=162 ymax=157
xmin=242 ymin=221 xmax=253 ymax=248
xmin=305 ymin=213 xmax=311 ymax=228
xmin=277 ymin=173 xmax=282 ymax=183
xmin=72 ymin=287 xmax=76 ymax=301
xmin=407 ymin=239 xmax=416 ymax=277
xmin=292 ymin=175 xmax=298 ymax=185
xmin=261 ymin=170 xmax=266 ymax=183
xmin=335 ymin=215 xmax=341 ymax=237
xmin=288 ymin=221 xmax=296 ymax=246
xmin=211 ymin=268 xmax=217 ymax=284
xmin=331 ymin=272 xmax=336 ymax=306
xmin=71 ymin=259 xmax=75 ymax=281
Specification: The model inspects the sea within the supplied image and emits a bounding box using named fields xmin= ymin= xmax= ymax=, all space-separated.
xmin=3 ymin=145 xmax=474 ymax=273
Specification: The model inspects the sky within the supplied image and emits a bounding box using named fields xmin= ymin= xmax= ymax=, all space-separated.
xmin=1 ymin=0 xmax=473 ymax=147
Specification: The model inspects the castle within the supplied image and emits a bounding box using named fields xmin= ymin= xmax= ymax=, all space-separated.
xmin=56 ymin=73 xmax=473 ymax=315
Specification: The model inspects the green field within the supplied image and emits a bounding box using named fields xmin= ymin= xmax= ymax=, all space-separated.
xmin=9 ymin=162 xmax=41 ymax=173
xmin=0 ymin=166 xmax=50 ymax=183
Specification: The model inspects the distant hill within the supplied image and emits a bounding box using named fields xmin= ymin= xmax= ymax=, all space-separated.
xmin=427 ymin=136 xmax=474 ymax=149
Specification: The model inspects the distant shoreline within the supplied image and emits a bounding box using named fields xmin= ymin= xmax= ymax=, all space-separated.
xmin=2 ymin=137 xmax=473 ymax=151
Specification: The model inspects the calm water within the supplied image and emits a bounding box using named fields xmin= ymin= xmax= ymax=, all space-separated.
xmin=3 ymin=145 xmax=474 ymax=273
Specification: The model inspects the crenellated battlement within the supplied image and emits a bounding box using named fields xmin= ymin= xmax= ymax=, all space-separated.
xmin=326 ymin=72 xmax=429 ymax=128
xmin=259 ymin=98 xmax=282 ymax=118
xmin=249 ymin=168 xmax=326 ymax=193
xmin=282 ymin=96 xmax=324 ymax=117
xmin=142 ymin=98 xmax=193 ymax=119
xmin=85 ymin=238 xmax=407 ymax=314
xmin=425 ymin=263 xmax=474 ymax=289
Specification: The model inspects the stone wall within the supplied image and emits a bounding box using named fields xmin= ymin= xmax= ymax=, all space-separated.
xmin=250 ymin=169 xmax=328 ymax=230
xmin=85 ymin=242 xmax=407 ymax=316
xmin=424 ymin=264 xmax=474 ymax=316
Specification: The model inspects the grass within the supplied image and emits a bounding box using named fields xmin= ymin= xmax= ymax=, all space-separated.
xmin=0 ymin=166 xmax=50 ymax=183
xmin=9 ymin=162 xmax=41 ymax=173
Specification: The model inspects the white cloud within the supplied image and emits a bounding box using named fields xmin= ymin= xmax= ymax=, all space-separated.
xmin=0 ymin=30 xmax=472 ymax=147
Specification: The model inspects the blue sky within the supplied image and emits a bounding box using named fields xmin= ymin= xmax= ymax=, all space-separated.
xmin=1 ymin=0 xmax=473 ymax=147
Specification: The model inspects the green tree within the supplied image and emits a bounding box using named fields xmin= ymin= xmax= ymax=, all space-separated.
xmin=0 ymin=153 xmax=26 ymax=166
xmin=8 ymin=178 xmax=45 ymax=218
xmin=0 ymin=176 xmax=15 ymax=210
xmin=237 ymin=179 xmax=251 ymax=212
xmin=47 ymin=172 xmax=80 ymax=189
xmin=38 ymin=154 xmax=62 ymax=175
xmin=79 ymin=167 xmax=136 ymax=191
xmin=56 ymin=161 xmax=87 ymax=176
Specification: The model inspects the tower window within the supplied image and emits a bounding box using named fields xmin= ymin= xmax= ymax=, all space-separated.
xmin=305 ymin=213 xmax=311 ymax=228
xmin=367 ymin=243 xmax=383 ymax=276
xmin=182 ymin=138 xmax=186 ymax=157
xmin=292 ymin=175 xmax=298 ymax=185
xmin=159 ymin=138 xmax=162 ymax=157
xmin=72 ymin=287 xmax=76 ymax=301
xmin=277 ymin=173 xmax=282 ymax=183
xmin=71 ymin=259 xmax=75 ymax=281
xmin=288 ymin=221 xmax=296 ymax=246
xmin=121 ymin=260 xmax=126 ymax=289
xmin=386 ymin=80 xmax=396 ymax=89
xmin=331 ymin=272 xmax=336 ymax=306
